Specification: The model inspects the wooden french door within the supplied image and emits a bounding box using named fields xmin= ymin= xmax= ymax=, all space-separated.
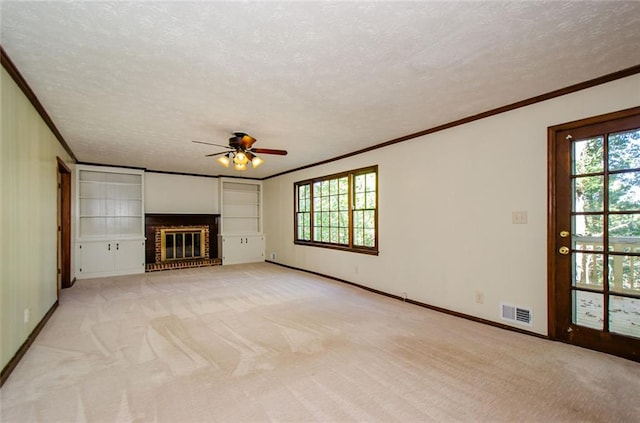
xmin=549 ymin=107 xmax=640 ymax=361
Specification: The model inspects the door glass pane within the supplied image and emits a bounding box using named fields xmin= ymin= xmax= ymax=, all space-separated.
xmin=608 ymin=255 xmax=640 ymax=294
xmin=573 ymin=253 xmax=604 ymax=290
xmin=573 ymin=176 xmax=603 ymax=212
xmin=609 ymin=171 xmax=640 ymax=211
xmin=609 ymin=296 xmax=640 ymax=339
xmin=608 ymin=214 xmax=640 ymax=252
xmin=572 ymin=290 xmax=604 ymax=330
xmin=608 ymin=129 xmax=640 ymax=171
xmin=572 ymin=215 xmax=603 ymax=251
xmin=572 ymin=136 xmax=604 ymax=175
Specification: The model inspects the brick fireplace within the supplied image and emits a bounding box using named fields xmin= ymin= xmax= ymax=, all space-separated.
xmin=145 ymin=214 xmax=221 ymax=271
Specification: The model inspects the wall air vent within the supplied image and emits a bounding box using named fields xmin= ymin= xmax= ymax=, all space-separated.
xmin=501 ymin=303 xmax=532 ymax=326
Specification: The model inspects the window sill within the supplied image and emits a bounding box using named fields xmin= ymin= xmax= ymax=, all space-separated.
xmin=294 ymin=240 xmax=379 ymax=256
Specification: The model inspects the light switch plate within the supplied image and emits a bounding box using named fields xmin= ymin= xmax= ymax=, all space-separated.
xmin=512 ymin=211 xmax=528 ymax=224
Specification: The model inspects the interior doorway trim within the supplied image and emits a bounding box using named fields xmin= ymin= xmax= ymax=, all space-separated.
xmin=57 ymin=157 xmax=73 ymax=289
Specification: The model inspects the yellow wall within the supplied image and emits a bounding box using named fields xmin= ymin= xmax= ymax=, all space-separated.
xmin=1 ymin=67 xmax=74 ymax=370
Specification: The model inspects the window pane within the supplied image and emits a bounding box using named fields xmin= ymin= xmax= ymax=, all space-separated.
xmin=321 ymin=227 xmax=329 ymax=242
xmin=330 ymin=211 xmax=338 ymax=227
xmin=321 ymin=180 xmax=329 ymax=196
xmin=330 ymin=179 xmax=338 ymax=194
xmin=314 ymin=212 xmax=322 ymax=227
xmin=355 ymin=193 xmax=365 ymax=209
xmin=339 ymin=211 xmax=348 ymax=227
xmin=365 ymin=172 xmax=376 ymax=191
xmin=329 ymin=195 xmax=338 ymax=211
xmin=573 ymin=176 xmax=603 ymax=212
xmin=339 ymin=228 xmax=348 ymax=244
xmin=339 ymin=194 xmax=348 ymax=210
xmin=364 ymin=210 xmax=375 ymax=229
xmin=330 ymin=227 xmax=339 ymax=243
xmin=609 ymin=129 xmax=640 ymax=171
xmin=339 ymin=177 xmax=348 ymax=194
xmin=353 ymin=210 xmax=363 ymax=228
xmin=355 ymin=175 xmax=365 ymax=192
xmin=364 ymin=229 xmax=375 ymax=247
xmin=354 ymin=228 xmax=364 ymax=246
xmin=609 ymin=171 xmax=640 ymax=211
xmin=365 ymin=192 xmax=376 ymax=209
xmin=572 ymin=136 xmax=604 ymax=175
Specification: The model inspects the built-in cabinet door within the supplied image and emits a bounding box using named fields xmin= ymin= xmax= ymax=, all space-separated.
xmin=77 ymin=241 xmax=115 ymax=275
xmin=114 ymin=240 xmax=146 ymax=272
xmin=220 ymin=235 xmax=265 ymax=265
xmin=77 ymin=239 xmax=145 ymax=278
xmin=244 ymin=235 xmax=265 ymax=261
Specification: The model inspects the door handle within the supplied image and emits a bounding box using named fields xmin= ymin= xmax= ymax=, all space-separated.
xmin=559 ymin=231 xmax=570 ymax=238
xmin=559 ymin=246 xmax=569 ymax=255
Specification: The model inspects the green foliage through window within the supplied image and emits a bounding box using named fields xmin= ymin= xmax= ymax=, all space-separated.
xmin=294 ymin=166 xmax=378 ymax=254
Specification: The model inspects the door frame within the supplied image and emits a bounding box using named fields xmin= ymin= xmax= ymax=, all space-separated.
xmin=547 ymin=106 xmax=640 ymax=359
xmin=57 ymin=157 xmax=72 ymax=289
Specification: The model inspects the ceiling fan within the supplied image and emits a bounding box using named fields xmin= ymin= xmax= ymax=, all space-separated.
xmin=193 ymin=132 xmax=287 ymax=171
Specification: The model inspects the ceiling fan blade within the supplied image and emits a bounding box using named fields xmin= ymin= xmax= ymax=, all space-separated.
xmin=205 ymin=151 xmax=228 ymax=157
xmin=251 ymin=148 xmax=288 ymax=156
xmin=192 ymin=140 xmax=232 ymax=149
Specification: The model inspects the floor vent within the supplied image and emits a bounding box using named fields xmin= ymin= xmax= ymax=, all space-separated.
xmin=501 ymin=303 xmax=532 ymax=326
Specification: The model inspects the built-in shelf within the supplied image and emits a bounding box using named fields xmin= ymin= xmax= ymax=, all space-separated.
xmin=75 ymin=165 xmax=146 ymax=279
xmin=219 ymin=178 xmax=264 ymax=264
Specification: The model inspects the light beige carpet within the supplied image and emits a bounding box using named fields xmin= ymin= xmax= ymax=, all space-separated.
xmin=1 ymin=263 xmax=639 ymax=422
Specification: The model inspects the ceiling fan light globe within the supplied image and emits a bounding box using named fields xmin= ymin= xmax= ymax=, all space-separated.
xmin=234 ymin=151 xmax=249 ymax=165
xmin=234 ymin=163 xmax=247 ymax=171
xmin=251 ymin=156 xmax=264 ymax=168
xmin=217 ymin=155 xmax=230 ymax=168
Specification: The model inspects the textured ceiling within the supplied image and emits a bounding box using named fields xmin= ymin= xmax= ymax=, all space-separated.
xmin=2 ymin=1 xmax=640 ymax=178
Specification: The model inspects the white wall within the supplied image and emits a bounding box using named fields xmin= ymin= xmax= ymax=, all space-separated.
xmin=263 ymin=74 xmax=640 ymax=336
xmin=145 ymin=172 xmax=219 ymax=214
xmin=1 ymin=67 xmax=74 ymax=369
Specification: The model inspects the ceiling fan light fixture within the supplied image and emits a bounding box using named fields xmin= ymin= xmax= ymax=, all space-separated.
xmin=251 ymin=155 xmax=264 ymax=168
xmin=234 ymin=151 xmax=249 ymax=165
xmin=217 ymin=153 xmax=231 ymax=168
xmin=234 ymin=163 xmax=247 ymax=171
